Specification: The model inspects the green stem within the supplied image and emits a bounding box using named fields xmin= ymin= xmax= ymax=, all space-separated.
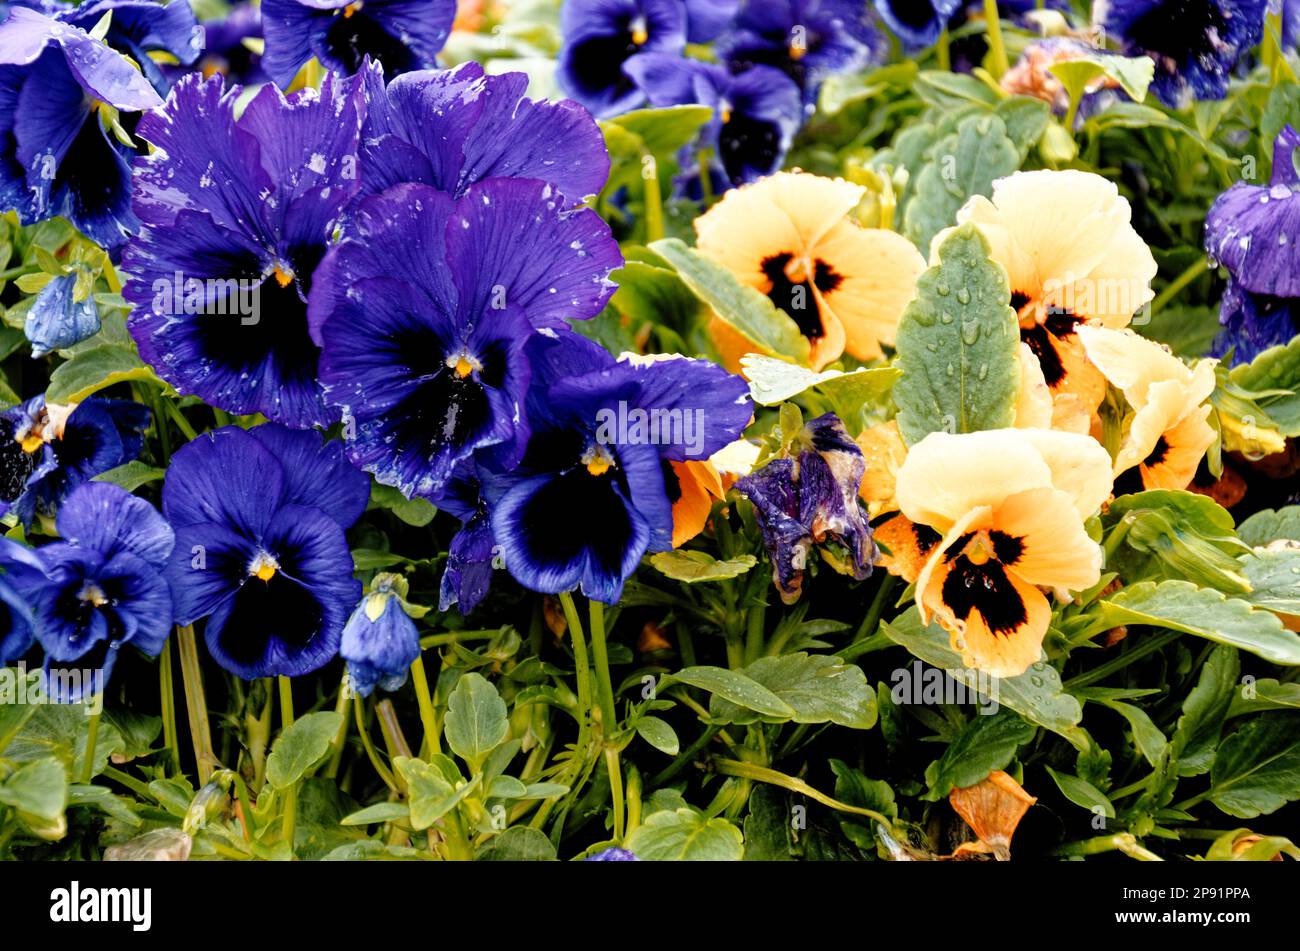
xmin=713 ymin=759 xmax=893 ymax=826
xmin=278 ymin=676 xmax=297 ymax=856
xmin=82 ymin=706 xmax=103 ymax=784
xmin=936 ymin=27 xmax=950 ymax=71
xmin=1054 ymin=833 xmax=1163 ymax=861
xmin=1149 ymin=257 xmax=1208 ymax=315
xmin=853 ymin=575 xmax=897 ymax=642
xmin=158 ymin=637 xmax=181 ymax=776
xmin=604 ymin=747 xmax=626 ymax=842
xmin=649 ymin=725 xmax=720 ymax=787
xmin=353 ymin=695 xmax=398 ymax=793
xmin=410 ymin=653 xmax=440 ymax=757
xmin=149 ymin=390 xmax=173 ymax=463
xmin=0 ymin=265 xmax=38 ymax=282
xmin=323 ymin=672 xmax=350 ymax=780
xmin=558 ymin=592 xmax=594 ymax=761
xmin=163 ymin=400 xmax=199 ymax=442
xmin=625 ymin=765 xmax=643 ymax=835
xmin=588 ymin=600 xmax=625 ymax=837
xmin=1064 ymin=631 xmax=1179 ymax=689
xmin=102 ymin=765 xmax=153 ymax=800
xmin=641 ymin=151 xmax=664 ymax=243
xmin=981 ymin=0 xmax=1009 ymax=79
xmin=418 ymin=630 xmax=501 ymax=649
xmin=743 ymin=582 xmax=767 ymax=665
xmin=176 ymin=624 xmax=217 ymax=783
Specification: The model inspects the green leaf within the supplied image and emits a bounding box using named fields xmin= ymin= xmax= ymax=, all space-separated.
xmin=93 ymin=460 xmax=165 ymax=492
xmin=602 ymin=105 xmax=714 ymax=156
xmin=369 ymin=483 xmax=436 ymax=527
xmin=265 ymin=711 xmax=342 ymax=790
xmin=892 ymin=222 xmax=1020 ymax=445
xmin=924 ymin=711 xmax=1035 ymax=799
xmin=443 ymin=672 xmax=509 ymax=769
xmin=648 ymin=550 xmax=757 ymax=583
xmin=634 ymin=716 xmax=680 ymax=755
xmin=476 ymin=826 xmax=558 ymax=861
xmin=902 ymin=113 xmax=1021 ymax=252
xmin=624 ymin=808 xmax=745 ymax=860
xmin=0 ymin=756 xmax=67 ymax=821
xmin=393 ymin=756 xmax=476 ymax=830
xmin=739 ymin=353 xmax=899 ymax=408
xmin=708 ymin=653 xmax=877 ymax=728
xmin=1228 ymin=678 xmax=1300 ymax=717
xmin=913 ymin=70 xmax=1001 ymax=107
xmin=1103 ymin=490 xmax=1250 ymax=592
xmin=1049 ymin=54 xmax=1154 ymax=104
xmin=881 ymin=609 xmax=1086 ymax=747
xmin=1096 ymin=581 xmax=1300 ymax=665
xmin=1170 ymin=644 xmax=1239 ymax=777
xmin=830 ymin=759 xmax=897 ymax=849
xmin=1237 ymin=506 xmax=1300 ymax=546
xmin=667 ymin=666 xmax=796 ymax=719
xmin=649 ymin=238 xmax=811 ymax=363
xmin=1101 ymin=700 xmax=1167 ymax=766
xmin=1238 ymin=549 xmax=1300 ymax=618
xmin=1044 ymin=765 xmax=1115 ymax=818
xmin=1229 ymin=336 xmax=1300 ymax=437
xmin=0 ymin=670 xmax=39 ymax=754
xmin=45 ymin=343 xmax=159 ymax=403
xmin=994 ymin=97 xmax=1051 ymax=157
xmin=339 ymin=802 xmax=410 ymax=826
xmin=1209 ymin=713 xmax=1300 ymax=819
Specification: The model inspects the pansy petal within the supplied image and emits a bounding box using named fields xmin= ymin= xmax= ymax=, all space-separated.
xmin=57 ymin=481 xmax=175 ymax=569
xmin=162 ymin=425 xmax=287 ymax=533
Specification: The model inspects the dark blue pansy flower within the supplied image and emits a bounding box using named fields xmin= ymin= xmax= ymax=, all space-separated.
xmin=585 ymin=846 xmax=639 ymax=860
xmin=0 ymin=395 xmax=149 ymax=526
xmin=1205 ymin=126 xmax=1300 ymax=362
xmin=190 ymin=1 xmax=266 ymax=85
xmin=0 ymin=536 xmax=48 ymax=664
xmin=0 ymin=6 xmax=163 ymax=251
xmin=354 ymin=62 xmax=611 ymax=206
xmin=624 ymin=52 xmax=802 ymax=187
xmin=122 ymin=70 xmax=366 ymax=428
xmin=437 ymin=461 xmax=496 ymax=615
xmin=340 ymin=572 xmax=420 ymax=696
xmin=484 ymin=333 xmax=751 ymax=604
xmin=874 ymin=0 xmax=962 ymax=49
xmin=163 ymin=424 xmax=367 ymax=679
xmin=720 ymin=0 xmax=883 ymax=103
xmin=28 ymin=481 xmax=173 ymax=701
xmin=311 ymin=179 xmax=621 ymax=499
xmin=735 ymin=413 xmax=875 ymax=605
xmin=260 ymin=0 xmax=455 ymax=88
xmin=682 ymin=0 xmax=739 ymax=41
xmin=60 ymin=0 xmax=203 ymax=96
xmin=558 ymin=0 xmax=687 ymax=118
xmin=24 ymin=271 xmax=101 ymax=356
xmin=1101 ymin=0 xmax=1266 ymax=107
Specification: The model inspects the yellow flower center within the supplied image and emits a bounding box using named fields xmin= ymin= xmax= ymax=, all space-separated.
xmin=343 ymin=1 xmax=363 ymax=17
xmin=963 ymin=536 xmax=992 ymax=566
xmin=630 ymin=17 xmax=648 ymax=45
xmin=273 ymin=265 xmax=294 ymax=288
xmin=783 ymin=255 xmax=812 ymax=285
xmin=582 ymin=445 xmax=615 ymax=477
xmin=78 ymin=583 xmax=108 ymax=608
xmin=788 ymin=43 xmax=806 ymax=61
xmin=249 ymin=551 xmax=280 ymax=582
xmin=445 ymin=351 xmax=482 ymax=378
xmin=18 ymin=433 xmax=44 ymax=454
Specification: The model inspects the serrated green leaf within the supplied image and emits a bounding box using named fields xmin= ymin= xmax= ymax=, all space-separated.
xmin=892 ymin=223 xmax=1020 ymax=445
xmin=1237 ymin=506 xmax=1300 ymax=546
xmin=708 ymin=652 xmax=877 ymax=728
xmin=444 ymin=672 xmax=509 ymax=769
xmin=339 ymin=802 xmax=410 ymax=826
xmin=1097 ymin=581 xmax=1300 ymax=665
xmin=648 ymin=550 xmax=757 ymax=583
xmin=0 ymin=756 xmax=67 ymax=821
xmin=394 ymin=756 xmax=474 ymax=830
xmin=624 ymin=808 xmax=744 ymax=860
xmin=476 ymin=826 xmax=558 ymax=861
xmin=1209 ymin=713 xmax=1300 ymax=819
xmin=45 ymin=343 xmax=159 ymax=403
xmin=266 ymin=711 xmax=342 ymax=790
xmin=1229 ymin=336 xmax=1300 ymax=436
xmin=924 ymin=711 xmax=1035 ymax=799
xmin=1171 ymin=644 xmax=1239 ymax=777
xmin=668 ymin=666 xmax=796 ymax=719
xmin=602 ymin=105 xmax=714 ymax=156
xmin=1101 ymin=700 xmax=1167 ymax=766
xmin=1238 ymin=549 xmax=1300 ymax=618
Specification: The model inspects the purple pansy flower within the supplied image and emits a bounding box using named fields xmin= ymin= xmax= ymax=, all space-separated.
xmin=310 ymin=179 xmax=621 ymax=500
xmin=437 ymin=465 xmax=497 ymax=615
xmin=354 ymin=62 xmax=611 ymax=206
xmin=122 ymin=70 xmax=366 ymax=428
xmin=0 ymin=536 xmax=49 ymax=664
xmin=735 ymin=413 xmax=875 ymax=605
xmin=0 ymin=6 xmax=163 ymax=250
xmin=874 ymin=0 xmax=962 ymax=49
xmin=557 ymin=0 xmax=687 ymax=119
xmin=260 ymin=0 xmax=456 ymax=89
xmin=0 ymin=395 xmax=149 ymax=527
xmin=720 ymin=0 xmax=884 ymax=104
xmin=58 ymin=0 xmax=203 ymax=96
xmin=681 ymin=0 xmax=739 ymax=40
xmin=340 ymin=573 xmax=420 ymax=696
xmin=191 ymin=1 xmax=267 ymax=85
xmin=483 ymin=333 xmax=751 ymax=604
xmin=162 ymin=424 xmax=368 ymax=679
xmin=1099 ymin=0 xmax=1266 ymax=107
xmin=23 ymin=271 xmax=101 ymax=356
xmin=1205 ymin=125 xmax=1300 ymax=362
xmin=585 ymin=846 xmax=638 ymax=860
xmin=28 ymin=482 xmax=174 ymax=701
xmin=623 ymin=52 xmax=802 ymax=187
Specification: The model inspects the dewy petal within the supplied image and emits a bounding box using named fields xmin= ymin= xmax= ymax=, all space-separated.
xmin=57 ymin=481 xmax=175 ymax=570
xmin=341 ymin=591 xmax=420 ymax=697
xmin=895 ymin=430 xmax=1053 ymax=531
xmin=247 ymin=424 xmax=370 ymax=529
xmin=1013 ymin=343 xmax=1055 ymax=430
xmin=166 ymin=519 xmax=252 ymax=625
xmin=96 ymin=549 xmax=173 ymax=656
xmin=874 ymin=0 xmax=963 ymax=48
xmin=162 ymin=425 xmax=288 ymax=533
xmin=24 ymin=272 xmax=101 ymax=356
xmin=992 ymin=486 xmax=1102 ymax=592
xmin=1076 ymin=324 xmax=1194 ymax=408
xmin=66 ymin=0 xmax=204 ymax=95
xmin=1205 ymin=184 xmax=1300 ymax=300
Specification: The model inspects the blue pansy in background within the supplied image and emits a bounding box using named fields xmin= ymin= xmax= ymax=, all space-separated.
xmin=311 ymin=178 xmax=621 ymax=499
xmin=355 ymin=62 xmax=611 ymax=206
xmin=162 ymin=424 xmax=367 ymax=679
xmin=122 ymin=70 xmax=366 ymax=429
xmin=585 ymin=846 xmax=639 ymax=860
xmin=58 ymin=0 xmax=203 ymax=96
xmin=189 ymin=0 xmax=266 ymax=85
xmin=0 ymin=6 xmax=163 ymax=251
xmin=27 ymin=481 xmax=174 ymax=701
xmin=873 ymin=0 xmax=962 ymax=49
xmin=0 ymin=536 xmax=49 ymax=664
xmin=557 ymin=0 xmax=687 ymax=118
xmin=260 ymin=0 xmax=456 ymax=88
xmin=624 ymin=52 xmax=802 ymax=187
xmin=340 ymin=572 xmax=421 ymax=696
xmin=1205 ymin=125 xmax=1300 ymax=362
xmin=0 ymin=395 xmax=149 ymax=526
xmin=736 ymin=413 xmax=876 ymax=605
xmin=23 ymin=271 xmax=100 ymax=356
xmin=483 ymin=333 xmax=751 ymax=604
xmin=1100 ymin=0 xmax=1266 ymax=107
xmin=719 ymin=0 xmax=883 ymax=104
xmin=680 ymin=0 xmax=738 ymax=41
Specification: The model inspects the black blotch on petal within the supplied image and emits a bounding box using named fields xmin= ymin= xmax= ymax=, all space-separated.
xmin=324 ymin=10 xmax=415 ymax=74
xmin=217 ymin=571 xmax=323 ymax=668
xmin=941 ymin=554 xmax=1028 ymax=636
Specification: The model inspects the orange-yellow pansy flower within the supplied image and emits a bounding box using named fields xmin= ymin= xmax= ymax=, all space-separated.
xmin=894 ymin=428 xmax=1113 ymax=678
xmin=1076 ymin=325 xmax=1218 ymax=493
xmin=936 ymin=170 xmax=1157 ymax=431
xmin=695 ymin=171 xmax=926 ymax=371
